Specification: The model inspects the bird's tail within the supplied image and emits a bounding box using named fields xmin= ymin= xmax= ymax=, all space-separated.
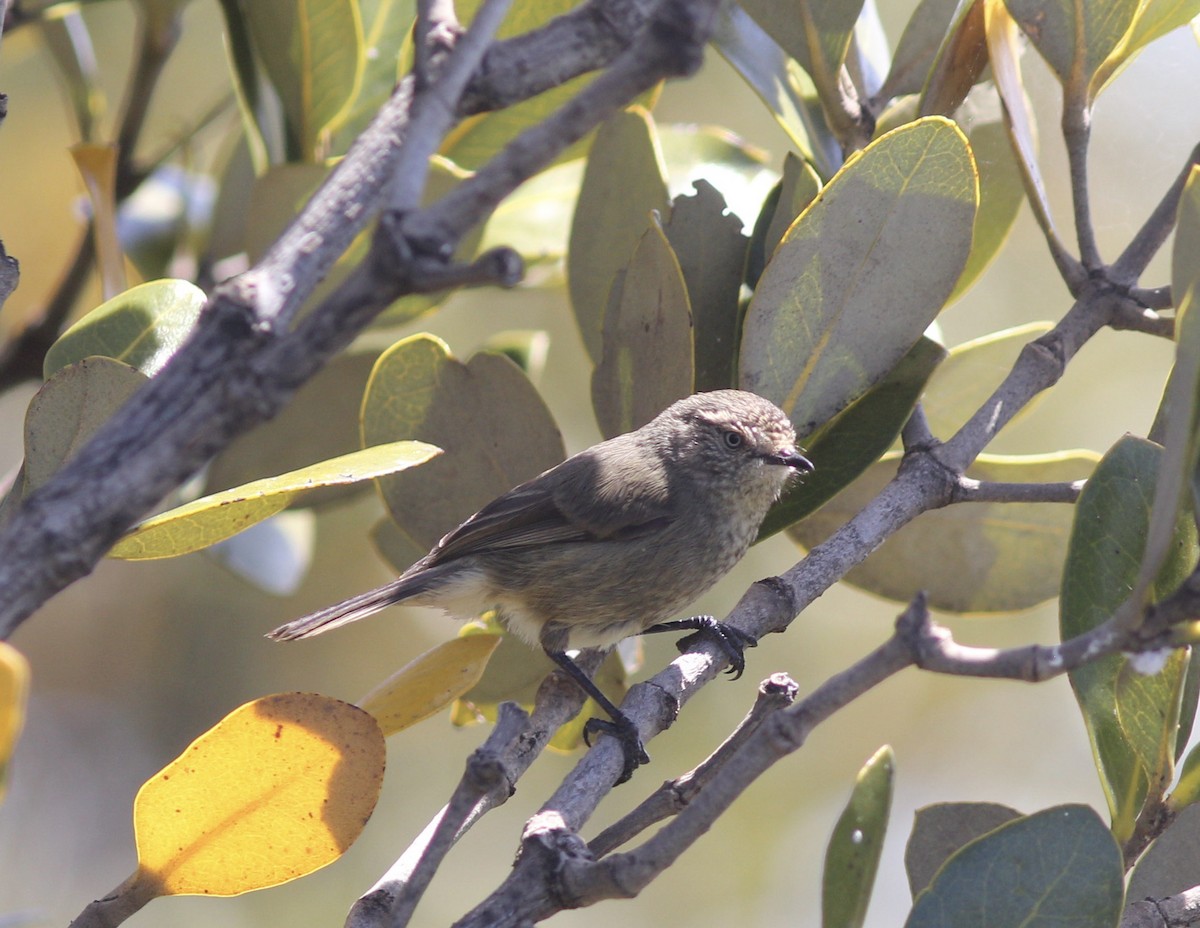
xmin=267 ymin=576 xmax=423 ymax=641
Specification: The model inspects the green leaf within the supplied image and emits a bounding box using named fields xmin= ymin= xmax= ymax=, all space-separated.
xmin=567 ymin=107 xmax=670 ymax=363
xmin=822 ymin=745 xmax=894 ymax=928
xmin=739 ymin=117 xmax=977 ymax=438
xmin=1174 ymin=741 xmax=1200 ymax=808
xmin=591 ymin=219 xmax=694 ymax=439
xmin=904 ymin=802 xmax=1023 ymax=899
xmin=329 ymin=0 xmax=415 ymax=151
xmin=663 ymin=180 xmax=748 ymax=393
xmin=203 ymin=351 xmax=380 ymax=508
xmin=794 ymin=450 xmax=1099 ymax=612
xmin=758 ymin=337 xmax=946 ymax=541
xmin=1108 ymin=0 xmax=1200 ymax=86
xmin=877 ymin=0 xmax=962 ymax=100
xmin=710 ymin=3 xmax=830 ymax=175
xmin=109 ymin=442 xmax=441 ymax=560
xmin=761 ymin=153 xmax=822 ymax=269
xmin=44 ymin=279 xmax=207 ymax=379
xmin=921 ymin=323 xmax=1053 ymax=441
xmin=239 ymin=0 xmax=365 ymax=159
xmin=904 ymin=805 xmax=1123 ymax=927
xmin=946 ymin=89 xmax=1028 ymax=302
xmin=1127 ymin=803 xmax=1200 ymax=899
xmin=740 ymin=0 xmax=866 ymax=143
xmin=23 ymin=357 xmax=148 ymax=492
xmin=1004 ymin=0 xmax=1139 ymax=103
xmin=1061 ymin=436 xmax=1197 ymax=842
xmin=360 ymin=334 xmax=565 ymax=564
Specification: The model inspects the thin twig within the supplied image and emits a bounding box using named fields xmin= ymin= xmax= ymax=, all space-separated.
xmin=587 ymin=673 xmax=799 ymax=857
xmin=951 ymin=477 xmax=1085 ymax=504
xmin=1062 ymin=95 xmax=1101 ymax=270
xmin=1113 ymin=142 xmax=1200 ymax=284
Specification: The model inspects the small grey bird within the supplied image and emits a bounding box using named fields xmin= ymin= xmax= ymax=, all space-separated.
xmin=269 ymin=389 xmax=812 ymax=781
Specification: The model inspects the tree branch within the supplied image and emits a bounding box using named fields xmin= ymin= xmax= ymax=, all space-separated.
xmin=951 ymin=476 xmax=1085 ymax=504
xmin=1112 ymin=142 xmax=1200 ymax=285
xmin=0 ymin=0 xmax=700 ymax=640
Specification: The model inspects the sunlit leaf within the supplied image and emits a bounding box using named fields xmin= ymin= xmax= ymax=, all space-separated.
xmin=759 ymin=337 xmax=945 ymax=541
xmin=0 ymin=642 xmax=30 ymax=806
xmin=739 ymin=117 xmax=977 ymax=439
xmin=1062 ymin=436 xmax=1197 ymax=843
xmin=240 ymin=0 xmax=364 ymax=158
xmin=762 ymin=153 xmax=822 ymax=267
xmin=947 ymin=87 xmax=1028 ymax=302
xmin=567 ymin=107 xmax=670 ymax=362
xmin=131 ymin=693 xmax=385 ymax=895
xmin=1102 ymin=0 xmax=1200 ymax=93
xmin=71 ymin=142 xmax=125 ymax=299
xmin=822 ymin=745 xmax=894 ymax=928
xmin=921 ymin=322 xmax=1053 ymax=440
xmin=904 ymin=805 xmax=1123 ymax=927
xmin=110 ymin=442 xmax=441 ymax=559
xmin=23 ymin=357 xmax=148 ymax=492
xmin=329 ymin=0 xmax=415 ymax=150
xmin=358 ymin=634 xmax=501 ymax=736
xmin=361 ymin=334 xmax=564 ymax=566
xmin=43 ymin=279 xmax=207 ymax=379
xmin=794 ymin=450 xmax=1098 ymax=612
xmin=904 ymin=802 xmax=1022 ymax=898
xmin=663 ymin=180 xmax=747 ymax=392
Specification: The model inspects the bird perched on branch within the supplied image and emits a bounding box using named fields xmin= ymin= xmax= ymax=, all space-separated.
xmin=270 ymin=389 xmax=813 ymax=782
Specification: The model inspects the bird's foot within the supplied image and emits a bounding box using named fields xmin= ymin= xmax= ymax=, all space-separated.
xmin=583 ymin=711 xmax=650 ymax=785
xmin=669 ymin=615 xmax=758 ymax=679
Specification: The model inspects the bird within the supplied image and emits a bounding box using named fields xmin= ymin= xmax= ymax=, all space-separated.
xmin=269 ymin=389 xmax=813 ymax=781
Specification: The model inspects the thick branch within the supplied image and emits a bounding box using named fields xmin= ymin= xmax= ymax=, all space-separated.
xmin=0 ymin=0 xmax=691 ymax=638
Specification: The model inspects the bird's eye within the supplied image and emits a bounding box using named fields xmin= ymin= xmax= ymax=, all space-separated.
xmin=722 ymin=430 xmax=743 ymax=449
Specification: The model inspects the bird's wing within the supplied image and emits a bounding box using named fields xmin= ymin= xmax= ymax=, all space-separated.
xmin=428 ymin=441 xmax=674 ymax=563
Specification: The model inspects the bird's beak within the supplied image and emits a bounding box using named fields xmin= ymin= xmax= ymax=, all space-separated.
xmin=771 ymin=449 xmax=814 ymax=473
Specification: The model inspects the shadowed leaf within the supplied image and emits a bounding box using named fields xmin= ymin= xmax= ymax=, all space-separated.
xmin=592 ymin=219 xmax=694 ymax=438
xmin=568 ymin=107 xmax=670 ymax=362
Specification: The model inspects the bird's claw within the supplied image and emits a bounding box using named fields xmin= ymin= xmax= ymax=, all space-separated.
xmin=675 ymin=615 xmax=758 ymax=679
xmin=583 ymin=713 xmax=650 ymax=785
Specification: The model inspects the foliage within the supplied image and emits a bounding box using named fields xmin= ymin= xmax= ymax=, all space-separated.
xmin=1 ymin=0 xmax=1199 ymax=926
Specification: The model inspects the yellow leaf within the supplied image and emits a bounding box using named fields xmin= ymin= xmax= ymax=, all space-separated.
xmin=358 ymin=634 xmax=502 ymax=736
xmin=0 ymin=641 xmax=30 ymax=806
xmin=109 ymin=441 xmax=441 ymax=559
xmin=131 ymin=693 xmax=385 ymax=897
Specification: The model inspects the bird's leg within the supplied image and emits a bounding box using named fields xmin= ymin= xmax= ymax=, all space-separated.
xmin=543 ymin=647 xmax=649 ymax=784
xmin=642 ymin=615 xmax=758 ymax=679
